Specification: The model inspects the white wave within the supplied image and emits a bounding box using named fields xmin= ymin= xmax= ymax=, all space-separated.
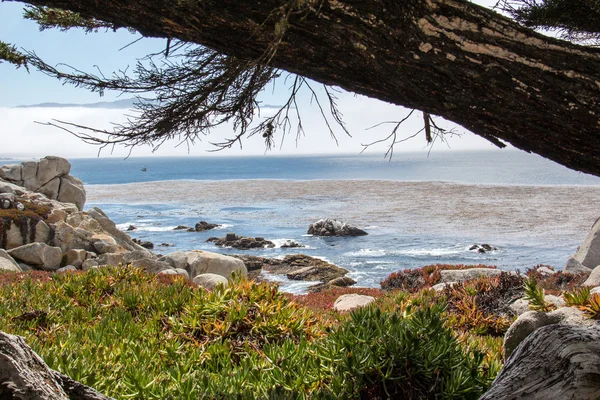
xmin=391 ymin=247 xmax=464 ymax=257
xmin=259 ymin=270 xmax=320 ymax=294
xmin=301 ymin=234 xmax=313 ymax=237
xmin=270 ymin=238 xmax=308 ymax=249
xmin=214 ymin=224 xmax=234 ymax=230
xmin=363 ymin=225 xmax=380 ymax=230
xmin=345 ymin=249 xmax=387 ymax=257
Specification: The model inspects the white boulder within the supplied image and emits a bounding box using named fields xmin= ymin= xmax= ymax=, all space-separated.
xmin=193 ymin=273 xmax=228 ymax=290
xmin=333 ymin=294 xmax=375 ymax=312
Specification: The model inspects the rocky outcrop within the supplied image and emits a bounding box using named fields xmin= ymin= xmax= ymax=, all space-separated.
xmin=503 ymin=308 xmax=598 ymax=358
xmin=280 ymin=240 xmax=304 ymax=248
xmin=565 ymin=256 xmax=593 ymax=275
xmin=483 ymin=325 xmax=600 ymax=400
xmin=0 ymin=156 xmax=86 ymax=210
xmin=307 ymin=219 xmax=368 ymax=236
xmin=570 ymin=217 xmax=600 ymax=269
xmin=333 ymin=294 xmax=375 ymax=312
xmin=194 ymin=221 xmax=220 ymax=231
xmin=0 ymin=330 xmax=113 ymax=400
xmin=160 ymin=250 xmax=246 ymax=279
xmin=8 ymin=243 xmax=62 ymax=270
xmin=207 ymin=233 xmax=275 ymax=249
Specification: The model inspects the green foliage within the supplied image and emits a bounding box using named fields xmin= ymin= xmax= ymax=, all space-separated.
xmin=523 ymin=277 xmax=555 ymax=312
xmin=23 ymin=6 xmax=135 ymax=33
xmin=0 ymin=41 xmax=28 ymax=68
xmin=563 ymin=286 xmax=591 ymax=306
xmin=380 ymin=264 xmax=497 ymax=292
xmin=316 ymin=304 xmax=491 ymax=399
xmin=0 ymin=266 xmax=497 ymax=399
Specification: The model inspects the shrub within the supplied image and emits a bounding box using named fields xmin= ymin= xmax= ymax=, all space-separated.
xmin=523 ymin=277 xmax=555 ymax=312
xmin=381 ymin=264 xmax=497 ymax=292
xmin=525 ymin=266 xmax=588 ymax=295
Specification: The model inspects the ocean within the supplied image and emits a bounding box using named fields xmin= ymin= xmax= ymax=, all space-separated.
xmin=5 ymin=150 xmax=600 ymax=292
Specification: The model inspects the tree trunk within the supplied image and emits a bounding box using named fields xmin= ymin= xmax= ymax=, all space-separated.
xmin=482 ymin=325 xmax=600 ymax=400
xmin=0 ymin=331 xmax=112 ymax=400
xmin=10 ymin=0 xmax=600 ymax=176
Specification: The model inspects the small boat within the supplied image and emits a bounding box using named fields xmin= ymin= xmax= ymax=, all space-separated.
xmin=140 ymin=166 xmax=147 ymax=172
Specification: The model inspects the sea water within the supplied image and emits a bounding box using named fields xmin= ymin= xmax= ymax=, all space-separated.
xmin=4 ymin=150 xmax=600 ymax=292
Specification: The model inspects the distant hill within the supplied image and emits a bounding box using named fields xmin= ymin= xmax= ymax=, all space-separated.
xmin=15 ymin=98 xmax=286 ymax=110
xmin=15 ymin=98 xmax=138 ymax=109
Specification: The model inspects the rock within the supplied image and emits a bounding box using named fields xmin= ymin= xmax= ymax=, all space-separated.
xmin=33 ymin=220 xmax=51 ymax=244
xmin=328 ymin=276 xmax=357 ymax=287
xmin=81 ymin=259 xmax=99 ymax=271
xmin=36 ymin=156 xmax=71 ymax=187
xmin=482 ymin=325 xmax=600 ymax=400
xmin=508 ymin=298 xmax=531 ymax=316
xmin=0 ymin=330 xmax=113 ymax=400
xmin=333 ymin=294 xmax=375 ymax=312
xmin=87 ymin=207 xmax=153 ymax=256
xmin=161 ymin=250 xmax=246 ymax=279
xmin=229 ymin=254 xmax=278 ymax=272
xmin=565 ymin=255 xmax=593 ymax=275
xmin=96 ymin=253 xmax=125 ymax=267
xmin=0 ymin=197 xmax=12 ymax=209
xmin=269 ymin=254 xmax=348 ymax=282
xmin=280 ymin=240 xmax=304 ymax=248
xmin=0 ymin=249 xmax=20 ymax=271
xmin=52 ymin=222 xmax=94 ymax=252
xmin=57 ymin=175 xmax=86 ymax=211
xmin=0 ymin=180 xmax=26 ymax=195
xmin=545 ymin=294 xmax=566 ymax=308
xmin=0 ymin=164 xmax=22 ymax=182
xmin=207 ymin=233 xmax=276 ymax=250
xmin=126 ymin=225 xmax=137 ymax=231
xmin=504 ymin=307 xmax=598 ymax=358
xmin=173 ymin=225 xmax=192 ymax=230
xmin=591 ymin=286 xmax=600 ymax=295
xmin=57 ymin=265 xmax=77 ymax=273
xmin=438 ymin=268 xmax=502 ymax=283
xmin=469 ymin=243 xmax=498 ymax=253
xmin=92 ymin=234 xmax=119 ymax=254
xmin=572 ymin=217 xmax=600 ymax=269
xmin=7 ymin=243 xmax=62 ymax=270
xmin=18 ymin=263 xmax=34 ymax=271
xmin=431 ymin=282 xmax=457 ymax=292
xmin=0 ymin=257 xmax=21 ymax=272
xmin=64 ymin=249 xmax=87 ymax=268
xmin=193 ymin=273 xmax=228 ymax=290
xmin=37 ymin=177 xmax=61 ymax=200
xmin=130 ymin=258 xmax=172 ymax=274
xmin=307 ymin=218 xmax=368 ymax=236
xmin=583 ymin=265 xmax=600 ymax=287
xmin=122 ymin=250 xmax=151 ymax=264
xmin=174 ymin=268 xmax=190 ymax=279
xmin=536 ymin=266 xmax=556 ymax=276
xmin=132 ymin=238 xmax=154 ymax=249
xmin=194 ymin=221 xmax=220 ymax=231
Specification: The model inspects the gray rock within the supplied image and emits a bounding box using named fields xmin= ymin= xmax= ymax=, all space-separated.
xmin=308 ymin=218 xmax=368 ymax=236
xmin=333 ymin=294 xmax=375 ymax=312
xmin=64 ymin=249 xmax=87 ymax=268
xmin=122 ymin=250 xmax=152 ymax=264
xmin=81 ymin=259 xmax=99 ymax=271
xmin=37 ymin=156 xmax=70 ymax=187
xmin=439 ymin=268 xmax=502 ymax=283
xmin=328 ymin=276 xmax=357 ymax=287
xmin=159 ymin=251 xmax=188 ymax=270
xmin=193 ymin=273 xmax=228 ymax=290
xmin=0 ymin=180 xmax=26 ymax=195
xmin=591 ymin=286 xmax=600 ymax=295
xmin=0 ymin=249 xmax=20 ymax=271
xmin=18 ymin=263 xmax=34 ymax=271
xmin=92 ymin=234 xmax=119 ymax=254
xmin=34 ymin=220 xmax=51 ymax=244
xmin=565 ymin=256 xmax=593 ymax=275
xmin=87 ymin=207 xmax=153 ymax=256
xmin=21 ymin=161 xmax=37 ymax=182
xmin=174 ymin=268 xmax=190 ymax=279
xmin=51 ymin=222 xmax=94 ymax=252
xmin=536 ymin=266 xmax=557 ymax=276
xmin=8 ymin=243 xmax=63 ymax=270
xmin=130 ymin=258 xmax=172 ymax=274
xmin=0 ymin=257 xmax=21 ymax=272
xmin=504 ymin=307 xmax=598 ymax=358
xmin=57 ymin=175 xmax=86 ymax=211
xmin=158 ymin=268 xmax=190 ymax=280
xmin=161 ymin=250 xmax=246 ymax=279
xmin=96 ymin=253 xmax=125 ymax=267
xmin=57 ymin=265 xmax=77 ymax=273
xmin=572 ymin=217 xmax=600 ymax=269
xmin=0 ymin=164 xmax=22 ymax=182
xmin=37 ymin=177 xmax=61 ymax=200
xmin=583 ymin=265 xmax=600 ymax=287
xmin=508 ymin=298 xmax=531 ymax=316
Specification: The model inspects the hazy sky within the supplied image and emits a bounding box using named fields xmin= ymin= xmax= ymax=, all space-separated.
xmin=0 ymin=0 xmax=510 ymax=158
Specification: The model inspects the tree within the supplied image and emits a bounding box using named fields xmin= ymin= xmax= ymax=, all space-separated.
xmin=2 ymin=0 xmax=600 ymax=176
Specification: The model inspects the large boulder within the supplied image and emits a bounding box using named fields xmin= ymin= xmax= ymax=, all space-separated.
xmin=333 ymin=294 xmax=375 ymax=312
xmin=503 ymin=308 xmax=598 ymax=359
xmin=565 ymin=255 xmax=593 ymax=275
xmin=583 ymin=265 xmax=600 ymax=287
xmin=36 ymin=156 xmax=71 ymax=188
xmin=0 ymin=249 xmax=20 ymax=271
xmin=0 ymin=164 xmax=22 ymax=182
xmin=57 ymin=175 xmax=86 ymax=211
xmin=438 ymin=268 xmax=502 ymax=283
xmin=206 ymin=234 xmax=275 ymax=249
xmin=308 ymin=218 xmax=368 ymax=236
xmin=572 ymin=217 xmax=600 ymax=269
xmin=161 ymin=250 xmax=246 ymax=279
xmin=7 ymin=243 xmax=63 ymax=270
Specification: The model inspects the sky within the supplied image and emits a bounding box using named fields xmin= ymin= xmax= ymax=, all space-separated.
xmin=0 ymin=0 xmax=510 ymax=158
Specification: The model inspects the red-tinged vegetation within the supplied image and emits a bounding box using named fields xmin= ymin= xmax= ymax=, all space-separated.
xmin=0 ymin=270 xmax=55 ymax=286
xmin=288 ymin=287 xmax=383 ymax=312
xmin=381 ymin=264 xmax=497 ymax=292
xmin=525 ymin=265 xmax=588 ymax=295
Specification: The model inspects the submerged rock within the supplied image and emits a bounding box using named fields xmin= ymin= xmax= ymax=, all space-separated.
xmin=469 ymin=243 xmax=498 ymax=253
xmin=308 ymin=218 xmax=368 ymax=236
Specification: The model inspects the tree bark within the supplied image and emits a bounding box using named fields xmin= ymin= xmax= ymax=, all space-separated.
xmin=0 ymin=331 xmax=112 ymax=400
xmin=10 ymin=0 xmax=600 ymax=176
xmin=482 ymin=325 xmax=600 ymax=400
